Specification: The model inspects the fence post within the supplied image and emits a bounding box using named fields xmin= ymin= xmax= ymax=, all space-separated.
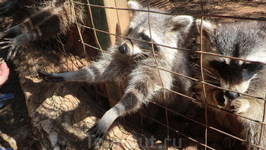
xmin=89 ymin=0 xmax=129 ymax=106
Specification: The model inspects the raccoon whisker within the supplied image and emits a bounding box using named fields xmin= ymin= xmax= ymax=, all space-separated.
xmin=202 ymin=68 xmax=215 ymax=75
xmin=204 ymin=80 xmax=220 ymax=85
xmin=244 ymin=87 xmax=257 ymax=91
xmin=132 ymin=52 xmax=149 ymax=59
xmin=193 ymin=64 xmax=216 ymax=76
xmin=203 ymin=73 xmax=219 ymax=81
xmin=142 ymin=48 xmax=157 ymax=53
xmin=251 ymin=76 xmax=259 ymax=79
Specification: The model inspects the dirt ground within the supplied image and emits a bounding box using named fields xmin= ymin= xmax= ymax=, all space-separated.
xmin=0 ymin=0 xmax=266 ymax=150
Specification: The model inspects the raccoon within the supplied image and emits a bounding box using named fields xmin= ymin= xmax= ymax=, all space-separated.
xmin=39 ymin=1 xmax=193 ymax=146
xmin=0 ymin=0 xmax=84 ymax=59
xmin=196 ymin=20 xmax=266 ymax=149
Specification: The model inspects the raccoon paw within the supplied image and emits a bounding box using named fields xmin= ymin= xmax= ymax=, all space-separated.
xmin=0 ymin=37 xmax=25 ymax=60
xmin=87 ymin=123 xmax=106 ymax=148
xmin=222 ymin=136 xmax=236 ymax=149
xmin=38 ymin=70 xmax=66 ymax=82
xmin=230 ymin=99 xmax=250 ymax=114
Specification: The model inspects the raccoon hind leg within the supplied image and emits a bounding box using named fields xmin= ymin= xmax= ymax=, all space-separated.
xmin=87 ymin=68 xmax=163 ymax=147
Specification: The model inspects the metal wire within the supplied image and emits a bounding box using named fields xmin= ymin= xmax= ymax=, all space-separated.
xmin=70 ymin=0 xmax=266 ymax=149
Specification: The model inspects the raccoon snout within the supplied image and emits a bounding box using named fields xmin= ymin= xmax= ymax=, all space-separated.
xmin=118 ymin=44 xmax=128 ymax=54
xmin=225 ymin=91 xmax=240 ymax=99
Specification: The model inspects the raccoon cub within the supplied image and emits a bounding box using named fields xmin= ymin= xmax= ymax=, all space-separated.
xmin=196 ymin=20 xmax=266 ymax=149
xmin=0 ymin=0 xmax=84 ymax=59
xmin=39 ymin=1 xmax=193 ymax=146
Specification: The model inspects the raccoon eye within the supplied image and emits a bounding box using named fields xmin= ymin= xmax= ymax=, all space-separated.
xmin=242 ymin=63 xmax=264 ymax=80
xmin=242 ymin=63 xmax=264 ymax=72
xmin=140 ymin=33 xmax=151 ymax=41
xmin=209 ymin=60 xmax=226 ymax=70
xmin=127 ymin=28 xmax=133 ymax=35
xmin=139 ymin=33 xmax=159 ymax=51
xmin=153 ymin=44 xmax=159 ymax=51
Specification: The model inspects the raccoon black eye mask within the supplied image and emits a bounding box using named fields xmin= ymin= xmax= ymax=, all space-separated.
xmin=197 ymin=19 xmax=266 ymax=149
xmin=210 ymin=60 xmax=263 ymax=84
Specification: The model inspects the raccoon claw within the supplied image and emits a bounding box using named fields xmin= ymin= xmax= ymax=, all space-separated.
xmin=38 ymin=70 xmax=66 ymax=82
xmin=87 ymin=123 xmax=105 ymax=147
xmin=0 ymin=38 xmax=13 ymax=49
xmin=222 ymin=136 xmax=236 ymax=149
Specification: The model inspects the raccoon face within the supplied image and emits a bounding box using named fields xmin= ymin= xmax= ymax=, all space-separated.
xmin=118 ymin=31 xmax=159 ymax=57
xmin=117 ymin=1 xmax=193 ymax=60
xmin=197 ymin=20 xmax=266 ymax=100
xmin=210 ymin=59 xmax=264 ymax=99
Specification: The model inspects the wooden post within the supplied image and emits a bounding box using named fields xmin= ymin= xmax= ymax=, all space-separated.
xmin=89 ymin=0 xmax=130 ymax=106
xmin=104 ymin=0 xmax=130 ymax=45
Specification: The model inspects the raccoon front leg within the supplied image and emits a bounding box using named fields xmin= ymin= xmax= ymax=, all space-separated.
xmin=0 ymin=31 xmax=37 ymax=59
xmin=39 ymin=58 xmax=118 ymax=83
xmin=230 ymin=96 xmax=265 ymax=149
xmin=0 ymin=6 xmax=54 ymax=39
xmin=87 ymin=67 xmax=163 ymax=147
xmin=230 ymin=96 xmax=264 ymax=120
xmin=0 ymin=4 xmax=70 ymax=59
xmin=0 ymin=9 xmax=52 ymax=59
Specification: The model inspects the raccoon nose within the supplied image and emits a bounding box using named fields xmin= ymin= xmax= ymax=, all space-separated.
xmin=225 ymin=91 xmax=240 ymax=99
xmin=118 ymin=44 xmax=128 ymax=54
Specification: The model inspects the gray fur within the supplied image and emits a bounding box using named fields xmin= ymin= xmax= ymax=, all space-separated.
xmin=0 ymin=0 xmax=85 ymax=60
xmin=196 ymin=20 xmax=266 ymax=150
xmin=39 ymin=1 xmax=193 ymax=147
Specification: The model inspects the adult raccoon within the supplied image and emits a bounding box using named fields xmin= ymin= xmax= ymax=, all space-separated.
xmin=0 ymin=0 xmax=85 ymax=59
xmin=39 ymin=1 xmax=193 ymax=147
xmin=196 ymin=20 xmax=266 ymax=150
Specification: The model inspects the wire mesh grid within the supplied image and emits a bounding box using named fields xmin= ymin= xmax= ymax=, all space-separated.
xmin=58 ymin=0 xmax=266 ymax=149
xmin=1 ymin=0 xmax=265 ymax=149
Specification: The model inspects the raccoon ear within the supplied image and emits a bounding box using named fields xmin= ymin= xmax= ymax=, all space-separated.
xmin=128 ymin=1 xmax=141 ymax=12
xmin=170 ymin=15 xmax=193 ymax=31
xmin=196 ymin=19 xmax=216 ymax=38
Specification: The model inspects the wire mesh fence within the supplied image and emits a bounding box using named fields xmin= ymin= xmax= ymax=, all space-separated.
xmin=1 ymin=0 xmax=266 ymax=149
xmin=71 ymin=0 xmax=266 ymax=149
